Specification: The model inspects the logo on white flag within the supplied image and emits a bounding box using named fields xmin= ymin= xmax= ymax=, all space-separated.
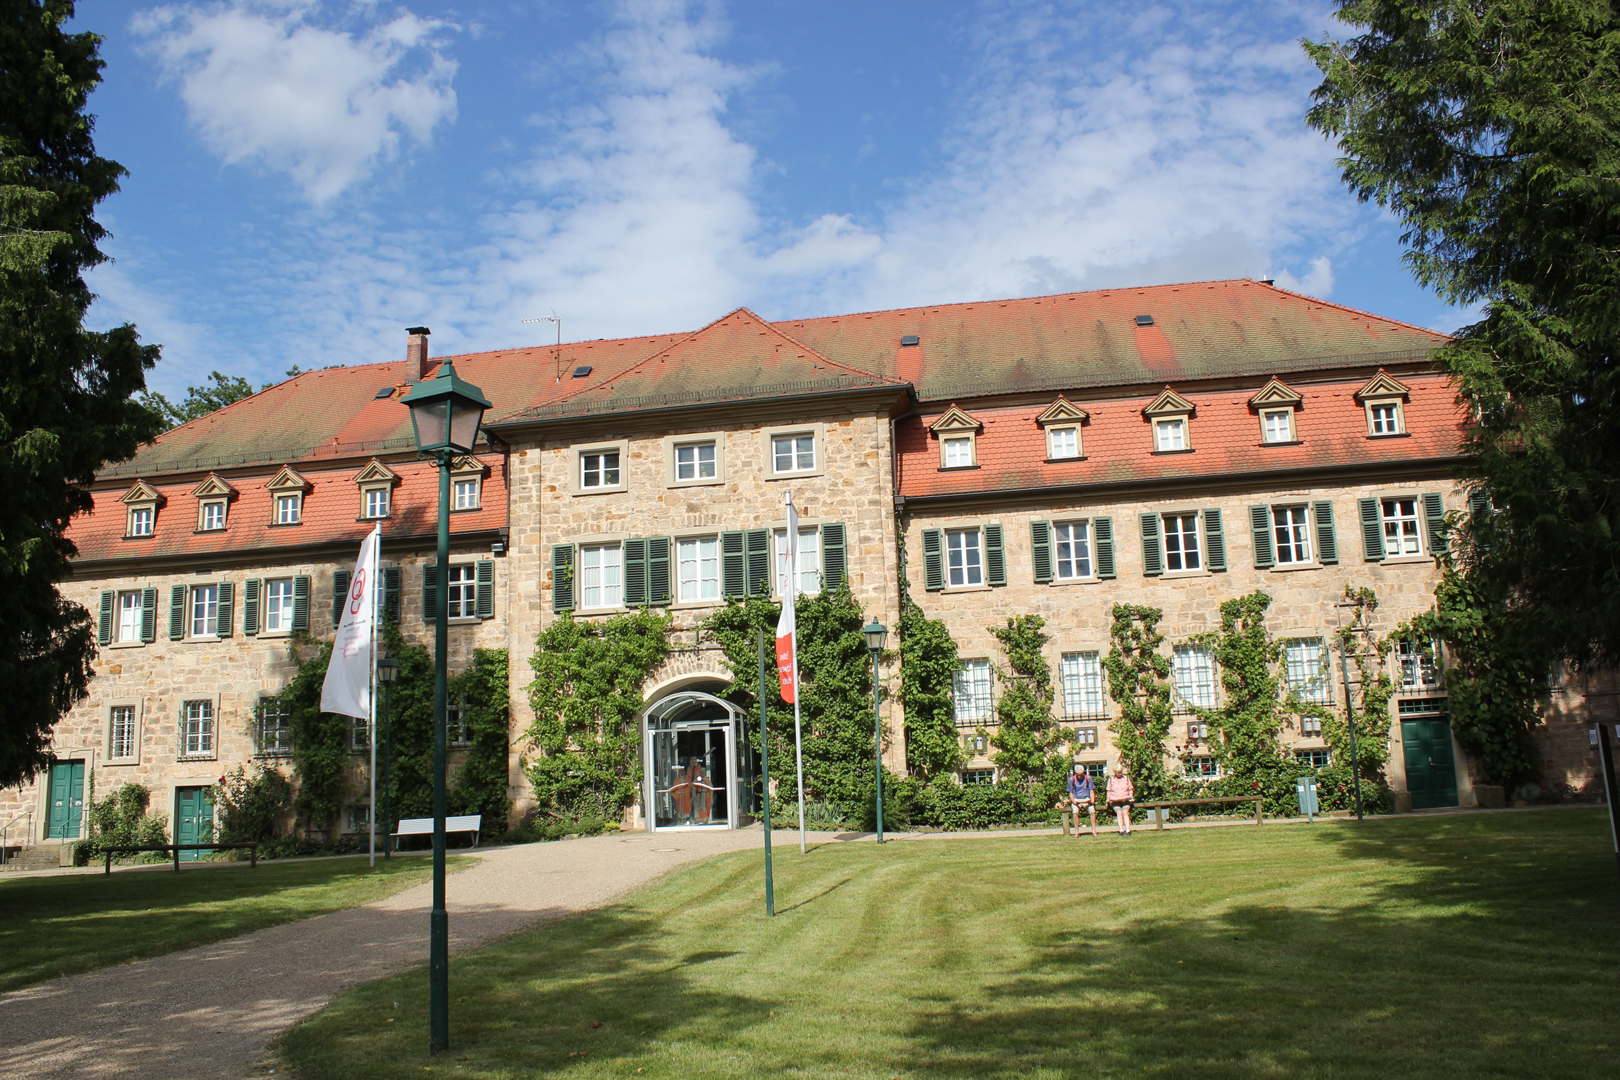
xmin=321 ymin=525 xmax=381 ymax=718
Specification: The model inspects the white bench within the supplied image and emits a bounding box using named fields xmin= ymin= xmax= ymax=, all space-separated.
xmin=392 ymin=814 xmax=482 ymax=846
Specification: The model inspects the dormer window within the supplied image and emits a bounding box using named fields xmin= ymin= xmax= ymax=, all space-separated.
xmin=119 ymin=480 xmax=163 ymax=539
xmin=351 ymin=458 xmax=399 ymax=521
xmin=1035 ymin=397 xmax=1089 ymax=460
xmin=450 ymin=455 xmax=488 ymax=510
xmin=266 ymin=465 xmax=311 ymax=527
xmin=201 ymin=501 xmax=226 ymax=530
xmin=276 ymin=494 xmax=301 ymax=524
xmin=1262 ymin=410 xmax=1294 ymax=442
xmin=1249 ymin=378 xmax=1303 ymax=444
xmin=190 ymin=473 xmax=237 ymax=533
xmin=930 ymin=404 xmax=983 ymax=471
xmin=1355 ymin=370 xmax=1410 ymax=438
xmin=1143 ymin=387 xmax=1195 ymax=453
xmin=129 ymin=507 xmax=154 ymax=536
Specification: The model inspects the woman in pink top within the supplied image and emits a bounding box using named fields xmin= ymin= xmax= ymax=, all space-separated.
xmin=1105 ymin=766 xmax=1135 ymax=836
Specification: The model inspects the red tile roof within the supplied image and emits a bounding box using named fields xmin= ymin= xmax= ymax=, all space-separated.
xmin=72 ymin=454 xmax=505 ymax=566
xmin=897 ymin=373 xmax=1465 ymax=500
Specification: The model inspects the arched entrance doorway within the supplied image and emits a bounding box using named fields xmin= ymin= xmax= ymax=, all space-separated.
xmin=642 ymin=690 xmax=748 ymax=831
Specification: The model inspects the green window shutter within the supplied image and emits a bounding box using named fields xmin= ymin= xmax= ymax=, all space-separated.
xmin=1203 ymin=508 xmax=1227 ymax=571
xmin=382 ymin=566 xmax=401 ymax=622
xmin=721 ymin=531 xmax=746 ymax=597
xmin=217 ymin=582 xmax=234 ymax=637
xmin=821 ymin=523 xmax=847 ymax=592
xmin=476 ymin=560 xmax=495 ymax=619
xmin=984 ymin=524 xmax=1006 ymax=586
xmin=242 ymin=579 xmax=260 ymax=636
xmin=552 ymin=544 xmax=575 ymax=613
xmin=1422 ymin=492 xmax=1448 ymax=555
xmin=98 ymin=591 xmax=114 ymax=645
xmin=421 ymin=564 xmax=436 ymax=624
xmin=921 ymin=528 xmax=944 ymax=591
xmin=1030 ymin=521 xmax=1052 ymax=583
xmin=1468 ymin=489 xmax=1492 ymax=554
xmin=1313 ymin=501 xmax=1338 ymax=565
xmin=745 ymin=529 xmax=771 ymax=597
xmin=1093 ymin=517 xmax=1116 ymax=579
xmin=1250 ymin=505 xmax=1274 ymax=569
xmin=292 ymin=575 xmax=311 ymax=631
xmin=334 ymin=570 xmax=352 ymax=627
xmin=169 ymin=585 xmax=186 ymax=640
xmin=623 ymin=539 xmax=648 ymax=606
xmin=1359 ymin=497 xmax=1385 ymax=561
xmin=648 ymin=537 xmax=673 ymax=605
xmin=141 ymin=587 xmax=158 ymax=642
xmin=1139 ymin=513 xmax=1163 ymax=576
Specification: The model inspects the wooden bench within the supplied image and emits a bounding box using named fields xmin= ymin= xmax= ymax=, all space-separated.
xmin=1133 ymin=796 xmax=1265 ymax=830
xmin=392 ymin=815 xmax=482 ymax=847
xmin=97 ymin=841 xmax=260 ymax=874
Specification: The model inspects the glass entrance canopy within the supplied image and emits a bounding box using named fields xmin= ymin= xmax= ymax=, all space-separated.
xmin=644 ymin=691 xmax=743 ymax=831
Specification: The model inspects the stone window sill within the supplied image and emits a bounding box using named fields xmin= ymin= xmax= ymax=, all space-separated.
xmin=1269 ymin=562 xmax=1324 ymax=573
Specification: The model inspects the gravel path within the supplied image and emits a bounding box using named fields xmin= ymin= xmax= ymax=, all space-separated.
xmin=0 ymin=829 xmax=769 ymax=1080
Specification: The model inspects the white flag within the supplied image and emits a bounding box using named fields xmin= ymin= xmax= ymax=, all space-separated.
xmin=775 ymin=494 xmax=799 ymax=703
xmin=321 ymin=524 xmax=381 ymax=719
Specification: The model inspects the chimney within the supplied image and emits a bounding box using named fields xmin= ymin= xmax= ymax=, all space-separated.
xmin=406 ymin=326 xmax=432 ymax=382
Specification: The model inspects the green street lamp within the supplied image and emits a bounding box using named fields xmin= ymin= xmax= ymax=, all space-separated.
xmin=399 ymin=350 xmax=490 ymax=1055
xmin=376 ymin=655 xmax=398 ymax=861
xmin=863 ymin=618 xmax=889 ymax=843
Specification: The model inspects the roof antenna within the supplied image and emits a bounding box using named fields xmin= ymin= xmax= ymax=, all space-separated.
xmin=522 ymin=312 xmax=562 ymax=381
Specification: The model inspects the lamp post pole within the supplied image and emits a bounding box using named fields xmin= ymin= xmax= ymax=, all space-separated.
xmin=862 ymin=619 xmax=889 ymax=843
xmin=429 ymin=449 xmax=450 ymax=1052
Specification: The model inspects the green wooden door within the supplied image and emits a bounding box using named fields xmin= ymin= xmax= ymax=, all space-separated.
xmin=174 ymin=786 xmax=215 ymax=860
xmin=1401 ymin=715 xmax=1460 ymax=810
xmin=45 ymin=760 xmax=85 ymax=839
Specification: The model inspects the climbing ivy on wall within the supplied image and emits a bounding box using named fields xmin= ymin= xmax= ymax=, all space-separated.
xmin=1329 ymin=586 xmax=1396 ymax=794
xmin=1193 ymin=591 xmax=1299 ymax=814
xmin=1102 ymin=604 xmax=1175 ymax=803
xmin=524 ymin=609 xmax=670 ymax=823
xmin=896 ymin=590 xmax=964 ymax=780
xmin=277 ymin=637 xmax=347 ymax=833
xmin=988 ymin=614 xmax=1067 ymax=801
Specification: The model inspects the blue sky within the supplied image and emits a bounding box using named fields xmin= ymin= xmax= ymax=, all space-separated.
xmin=73 ymin=0 xmax=1466 ymax=398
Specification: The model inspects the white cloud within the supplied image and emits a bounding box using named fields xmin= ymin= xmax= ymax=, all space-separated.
xmin=132 ymin=0 xmax=457 ymax=204
xmin=1273 ymin=256 xmax=1336 ymax=297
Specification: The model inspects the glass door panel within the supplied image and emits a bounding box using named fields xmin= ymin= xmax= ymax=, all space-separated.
xmin=650 ymin=724 xmax=732 ymax=829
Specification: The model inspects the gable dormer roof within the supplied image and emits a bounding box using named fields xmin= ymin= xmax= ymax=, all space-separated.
xmin=1035 ymin=396 xmax=1090 ymax=426
xmin=1142 ymin=387 xmax=1196 ymax=417
xmin=119 ymin=480 xmax=165 ymax=506
xmin=1248 ymin=378 xmax=1304 ymax=408
xmin=266 ymin=465 xmax=312 ymax=492
xmin=351 ymin=459 xmax=399 ymax=485
xmin=929 ymin=404 xmax=983 ymax=435
xmin=191 ymin=473 xmax=238 ymax=499
xmin=450 ymin=455 xmax=489 ymax=476
xmin=1354 ymin=369 xmax=1411 ymax=400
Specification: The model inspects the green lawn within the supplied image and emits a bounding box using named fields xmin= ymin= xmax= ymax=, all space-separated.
xmin=278 ymin=810 xmax=1620 ymax=1080
xmin=0 ymin=853 xmax=471 ymax=992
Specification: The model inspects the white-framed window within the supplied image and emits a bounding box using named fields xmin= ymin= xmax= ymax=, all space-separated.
xmin=128 ymin=506 xmax=154 ymax=537
xmin=1060 ymin=651 xmax=1105 ymax=718
xmin=1162 ymin=513 xmax=1201 ymax=571
xmin=190 ymin=584 xmax=219 ymax=638
xmin=580 ymin=450 xmax=621 ymax=489
xmin=946 ymin=528 xmax=983 ymax=587
xmin=1295 ymin=748 xmax=1331 ymax=768
xmin=363 ymin=487 xmax=390 ymax=519
xmin=675 ymin=441 xmax=717 ymax=482
xmin=453 ymin=478 xmax=481 ymax=510
xmin=1300 ymin=715 xmax=1324 ymax=736
xmin=1074 ymin=726 xmax=1099 ymax=748
xmin=942 ymin=436 xmax=974 ymax=468
xmin=263 ymin=578 xmax=294 ymax=632
xmin=1262 ymin=409 xmax=1294 ymax=443
xmin=1080 ymin=760 xmax=1108 ymax=785
xmin=773 ymin=527 xmax=821 ymax=597
xmin=1154 ymin=417 xmax=1187 ymax=451
xmin=1284 ymin=638 xmax=1331 ymax=703
xmin=677 ymin=536 xmax=721 ymax=602
xmin=1398 ymin=638 xmax=1442 ymax=690
xmin=1047 ymin=426 xmax=1080 ymax=459
xmin=116 ymin=590 xmax=143 ymax=643
xmin=257 ymin=699 xmax=292 ymax=756
xmin=181 ymin=700 xmax=214 ymax=757
xmin=1368 ymin=401 xmax=1403 ymax=435
xmin=953 ymin=658 xmax=993 ymax=723
xmin=275 ymin=494 xmax=301 ymax=524
xmin=351 ymin=716 xmax=370 ymax=751
xmin=772 ymin=432 xmax=816 ymax=474
xmin=445 ymin=564 xmax=477 ymax=619
xmin=1272 ymin=505 xmax=1313 ymax=564
xmin=200 ymin=501 xmax=226 ymax=530
xmin=964 ymin=731 xmax=989 ymax=754
xmin=1171 ymin=644 xmax=1216 ymax=711
xmin=1381 ymin=497 xmax=1423 ymax=556
xmin=1186 ymin=757 xmax=1220 ymax=779
xmin=1186 ymin=720 xmax=1209 ymax=742
xmin=109 ymin=705 xmax=137 ymax=760
xmin=1054 ymin=521 xmax=1092 ymax=579
xmin=347 ymin=805 xmax=372 ymax=832
xmin=580 ymin=543 xmax=623 ymax=609
xmin=962 ymin=768 xmax=996 ymax=786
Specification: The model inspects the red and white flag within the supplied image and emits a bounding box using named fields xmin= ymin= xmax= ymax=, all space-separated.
xmin=320 ymin=524 xmax=381 ymax=719
xmin=775 ymin=494 xmax=799 ymax=703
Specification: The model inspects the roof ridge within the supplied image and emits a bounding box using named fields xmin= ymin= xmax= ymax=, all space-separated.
xmin=1257 ymin=281 xmax=1452 ymax=340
